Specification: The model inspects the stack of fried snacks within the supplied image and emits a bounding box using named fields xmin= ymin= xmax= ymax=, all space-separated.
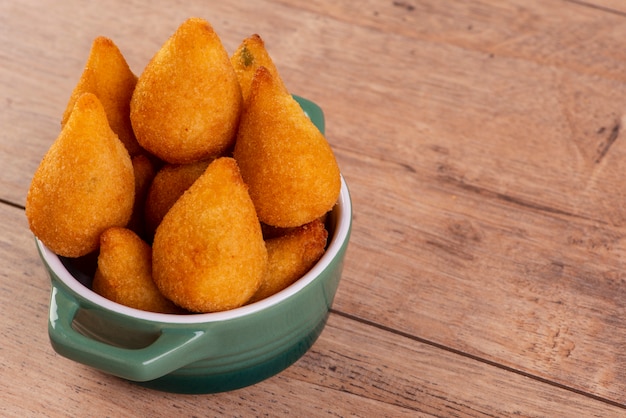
xmin=26 ymin=17 xmax=340 ymax=313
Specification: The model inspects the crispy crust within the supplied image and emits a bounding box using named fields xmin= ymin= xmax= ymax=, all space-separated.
xmin=230 ymin=33 xmax=287 ymax=106
xmin=130 ymin=18 xmax=242 ymax=164
xmin=143 ymin=160 xmax=210 ymax=239
xmin=233 ymin=66 xmax=341 ymax=227
xmin=249 ymin=218 xmax=328 ymax=303
xmin=152 ymin=157 xmax=267 ymax=312
xmin=93 ymin=227 xmax=181 ymax=313
xmin=26 ymin=93 xmax=135 ymax=257
xmin=62 ymin=36 xmax=141 ymax=156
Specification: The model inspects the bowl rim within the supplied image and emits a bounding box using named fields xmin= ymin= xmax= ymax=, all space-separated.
xmin=38 ymin=176 xmax=352 ymax=324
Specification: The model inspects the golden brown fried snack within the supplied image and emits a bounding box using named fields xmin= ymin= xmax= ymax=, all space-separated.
xmin=130 ymin=17 xmax=242 ymax=164
xmin=152 ymin=157 xmax=267 ymax=313
xmin=26 ymin=93 xmax=135 ymax=257
xmin=261 ymin=213 xmax=328 ymax=240
xmin=233 ymin=66 xmax=341 ymax=228
xmin=231 ymin=34 xmax=286 ymax=106
xmin=143 ymin=160 xmax=210 ymax=239
xmin=93 ymin=227 xmax=181 ymax=313
xmin=61 ymin=36 xmax=141 ymax=156
xmin=249 ymin=218 xmax=328 ymax=304
xmin=127 ymin=154 xmax=157 ymax=240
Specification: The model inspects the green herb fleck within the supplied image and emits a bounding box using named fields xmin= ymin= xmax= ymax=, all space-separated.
xmin=241 ymin=46 xmax=254 ymax=67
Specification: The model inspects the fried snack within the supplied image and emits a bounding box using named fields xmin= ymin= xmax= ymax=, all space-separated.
xmin=152 ymin=157 xmax=267 ymax=313
xmin=127 ymin=154 xmax=157 ymax=240
xmin=231 ymin=34 xmax=286 ymax=106
xmin=249 ymin=218 xmax=328 ymax=304
xmin=93 ymin=227 xmax=181 ymax=313
xmin=61 ymin=37 xmax=142 ymax=156
xmin=233 ymin=66 xmax=341 ymax=228
xmin=261 ymin=213 xmax=328 ymax=240
xmin=130 ymin=17 xmax=242 ymax=164
xmin=26 ymin=93 xmax=135 ymax=257
xmin=143 ymin=160 xmax=210 ymax=238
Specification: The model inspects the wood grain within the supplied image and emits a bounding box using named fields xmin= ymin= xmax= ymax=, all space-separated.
xmin=574 ymin=0 xmax=626 ymax=15
xmin=275 ymin=0 xmax=626 ymax=403
xmin=4 ymin=0 xmax=626 ymax=415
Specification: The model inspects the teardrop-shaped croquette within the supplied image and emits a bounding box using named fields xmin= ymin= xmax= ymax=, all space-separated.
xmin=130 ymin=17 xmax=242 ymax=164
xmin=26 ymin=93 xmax=135 ymax=257
xmin=93 ymin=227 xmax=181 ymax=313
xmin=248 ymin=218 xmax=328 ymax=304
xmin=152 ymin=157 xmax=267 ymax=313
xmin=233 ymin=66 xmax=341 ymax=228
xmin=231 ymin=34 xmax=286 ymax=106
xmin=61 ymin=36 xmax=141 ymax=156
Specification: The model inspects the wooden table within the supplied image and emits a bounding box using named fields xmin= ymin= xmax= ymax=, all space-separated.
xmin=4 ymin=0 xmax=626 ymax=415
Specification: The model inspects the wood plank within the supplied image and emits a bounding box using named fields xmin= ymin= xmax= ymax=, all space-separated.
xmin=2 ymin=203 xmax=624 ymax=416
xmin=255 ymin=0 xmax=626 ymax=403
xmin=282 ymin=0 xmax=626 ymax=81
xmin=7 ymin=0 xmax=626 ymax=211
xmin=337 ymin=155 xmax=626 ymax=399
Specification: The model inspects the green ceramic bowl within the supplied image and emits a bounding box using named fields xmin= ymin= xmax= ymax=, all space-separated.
xmin=36 ymin=97 xmax=352 ymax=394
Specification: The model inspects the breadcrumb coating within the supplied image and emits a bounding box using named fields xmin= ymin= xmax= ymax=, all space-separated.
xmin=26 ymin=93 xmax=135 ymax=257
xmin=152 ymin=157 xmax=267 ymax=312
xmin=62 ymin=36 xmax=141 ymax=156
xmin=230 ymin=33 xmax=287 ymax=106
xmin=249 ymin=218 xmax=327 ymax=303
xmin=130 ymin=17 xmax=242 ymax=163
xmin=93 ymin=227 xmax=181 ymax=313
xmin=234 ymin=66 xmax=340 ymax=227
xmin=143 ymin=160 xmax=210 ymax=239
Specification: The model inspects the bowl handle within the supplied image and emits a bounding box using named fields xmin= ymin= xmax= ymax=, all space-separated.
xmin=48 ymin=284 xmax=208 ymax=382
